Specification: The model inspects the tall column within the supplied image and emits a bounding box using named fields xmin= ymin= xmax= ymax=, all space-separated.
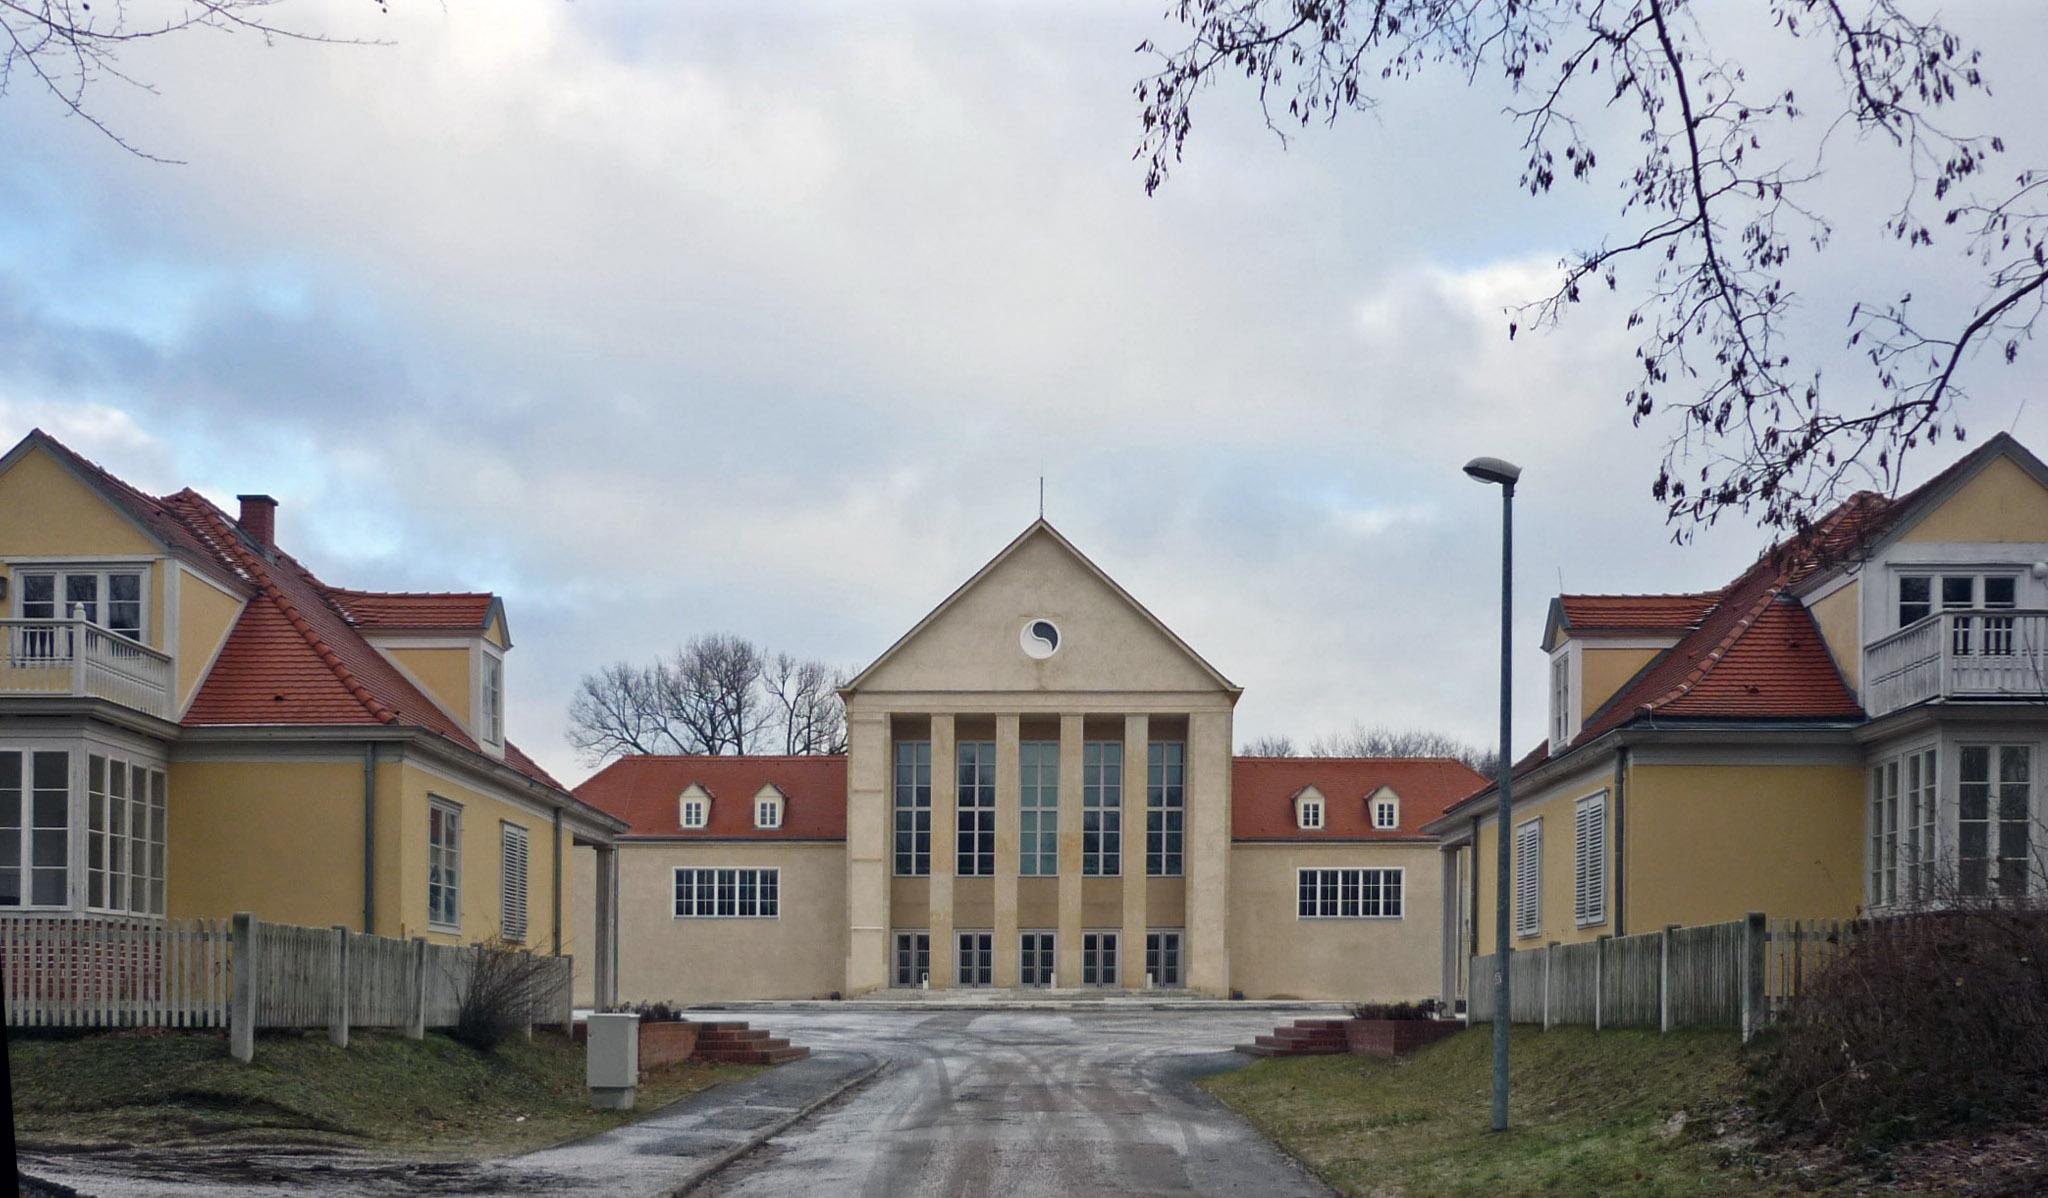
xmin=1121 ymin=713 xmax=1150 ymax=989
xmin=594 ymin=846 xmax=619 ymax=1007
xmin=843 ymin=711 xmax=892 ymax=995
xmin=994 ymin=714 xmax=1022 ymax=987
xmin=1186 ymin=708 xmax=1233 ymax=995
xmin=1056 ymin=714 xmax=1084 ymax=987
xmin=929 ymin=713 xmax=957 ymax=989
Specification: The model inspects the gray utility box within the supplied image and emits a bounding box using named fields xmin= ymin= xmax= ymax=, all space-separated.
xmin=586 ymin=1012 xmax=641 ymax=1110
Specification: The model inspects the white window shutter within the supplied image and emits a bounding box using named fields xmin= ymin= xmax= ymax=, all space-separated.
xmin=1514 ymin=821 xmax=1542 ymax=937
xmin=501 ymin=824 xmax=530 ymax=943
xmin=1574 ymin=796 xmax=1605 ymax=926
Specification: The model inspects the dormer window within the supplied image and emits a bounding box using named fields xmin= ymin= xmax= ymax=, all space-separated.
xmin=481 ymin=653 xmax=504 ymax=746
xmin=1294 ymin=786 xmax=1325 ymax=830
xmin=1549 ymin=647 xmax=1575 ymax=750
xmin=1370 ymin=788 xmax=1400 ymax=830
xmin=754 ymin=785 xmax=786 ymax=830
xmin=679 ymin=784 xmax=711 ymax=829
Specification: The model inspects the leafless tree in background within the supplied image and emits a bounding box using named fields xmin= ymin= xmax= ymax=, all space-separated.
xmin=568 ymin=635 xmax=846 ymax=765
xmin=2 ymin=1 xmax=386 ymax=161
xmin=1239 ymin=723 xmax=1497 ymax=775
xmin=1137 ymin=1 xmax=2046 ymax=538
xmin=1240 ymin=734 xmax=1298 ymax=756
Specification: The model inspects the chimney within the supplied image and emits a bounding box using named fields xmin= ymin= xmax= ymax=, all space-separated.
xmin=237 ymin=494 xmax=278 ymax=550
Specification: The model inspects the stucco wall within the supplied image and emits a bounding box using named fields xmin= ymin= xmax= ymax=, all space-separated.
xmin=1900 ymin=453 xmax=2048 ymax=543
xmin=383 ymin=645 xmax=474 ymax=728
xmin=1807 ymin=581 xmax=1862 ymax=692
xmin=395 ymin=761 xmax=564 ymax=949
xmin=616 ymin=841 xmax=848 ymax=1005
xmin=1579 ymin=646 xmax=1660 ymax=722
xmin=1227 ymin=841 xmax=1444 ymax=1001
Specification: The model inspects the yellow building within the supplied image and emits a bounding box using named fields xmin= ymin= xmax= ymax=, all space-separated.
xmin=1428 ymin=434 xmax=2048 ymax=1007
xmin=0 ymin=430 xmax=625 ymax=1000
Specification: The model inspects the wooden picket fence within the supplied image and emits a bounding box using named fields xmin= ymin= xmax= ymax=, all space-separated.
xmin=1 ymin=912 xmax=573 ymax=1061
xmin=1469 ymin=913 xmax=1851 ymax=1040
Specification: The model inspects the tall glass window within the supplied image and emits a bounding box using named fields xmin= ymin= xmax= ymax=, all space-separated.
xmin=86 ymin=754 xmax=166 ymax=916
xmin=894 ymin=740 xmax=932 ymax=876
xmin=956 ymin=741 xmax=996 ymax=876
xmin=1020 ymin=741 xmax=1059 ymax=876
xmin=1147 ymin=742 xmax=1184 ymax=876
xmin=428 ymin=799 xmax=462 ymax=929
xmin=1960 ymin=745 xmax=2032 ymax=898
xmin=0 ymin=750 xmax=70 ymax=907
xmin=1083 ymin=741 xmax=1122 ymax=876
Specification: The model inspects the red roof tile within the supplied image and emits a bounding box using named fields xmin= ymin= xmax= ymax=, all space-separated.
xmin=327 ymin=588 xmax=496 ymax=631
xmin=1557 ymin=593 xmax=1718 ymax=636
xmin=1231 ymin=757 xmax=1487 ymax=841
xmin=574 ymin=756 xmax=849 ymax=840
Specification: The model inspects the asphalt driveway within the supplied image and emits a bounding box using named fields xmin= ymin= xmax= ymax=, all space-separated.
xmin=695 ymin=1008 xmax=1334 ymax=1198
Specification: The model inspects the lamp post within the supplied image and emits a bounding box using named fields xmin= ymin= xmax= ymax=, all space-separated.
xmin=1464 ymin=454 xmax=1521 ymax=1133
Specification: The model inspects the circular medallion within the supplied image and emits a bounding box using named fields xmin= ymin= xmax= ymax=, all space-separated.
xmin=1020 ymin=618 xmax=1061 ymax=660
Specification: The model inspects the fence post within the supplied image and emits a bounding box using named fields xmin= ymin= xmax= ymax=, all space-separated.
xmin=1740 ymin=911 xmax=1767 ymax=1043
xmin=1659 ymin=924 xmax=1678 ymax=1034
xmin=522 ymin=950 xmax=535 ymax=1042
xmin=407 ymin=937 xmax=429 ymax=1040
xmin=1594 ymin=935 xmax=1610 ymax=1033
xmin=230 ymin=912 xmax=256 ymax=1064
xmin=1542 ymin=942 xmax=1557 ymax=1031
xmin=330 ymin=925 xmax=351 ymax=1048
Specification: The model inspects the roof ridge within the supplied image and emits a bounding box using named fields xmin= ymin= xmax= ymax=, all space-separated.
xmin=166 ymin=493 xmax=398 ymax=726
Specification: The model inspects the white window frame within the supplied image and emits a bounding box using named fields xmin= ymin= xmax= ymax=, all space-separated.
xmin=1296 ymin=788 xmax=1325 ymax=831
xmin=500 ymin=822 xmax=530 ymax=944
xmin=1572 ymin=792 xmax=1607 ymax=928
xmin=754 ymin=788 xmax=784 ymax=830
xmin=1958 ymin=741 xmax=2034 ymax=899
xmin=1294 ymin=867 xmax=1405 ymax=919
xmin=1549 ymin=646 xmax=1574 ymax=750
xmin=479 ymin=649 xmax=504 ymax=749
xmin=427 ymin=797 xmax=462 ymax=932
xmin=1082 ymin=741 xmax=1122 ymax=876
xmin=1371 ymin=791 xmax=1400 ymax=830
xmin=85 ymin=751 xmax=167 ymax=918
xmin=1513 ymin=818 xmax=1543 ymax=939
xmin=1019 ymin=741 xmax=1059 ymax=876
xmin=14 ymin=564 xmax=150 ymax=642
xmin=680 ymin=792 xmax=709 ymax=829
xmin=672 ymin=866 xmax=780 ymax=918
xmin=0 ymin=744 xmax=74 ymax=910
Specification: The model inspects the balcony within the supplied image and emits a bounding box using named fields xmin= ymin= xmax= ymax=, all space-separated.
xmin=1866 ymin=609 xmax=2048 ymax=718
xmin=0 ymin=619 xmax=174 ymax=722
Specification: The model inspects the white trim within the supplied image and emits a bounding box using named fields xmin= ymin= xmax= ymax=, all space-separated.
xmin=499 ymin=821 xmax=530 ymax=944
xmin=671 ymin=865 xmax=781 ymax=918
xmin=1572 ymin=791 xmax=1608 ymax=928
xmin=13 ymin=561 xmax=153 ymax=643
xmin=1513 ymin=818 xmax=1543 ymax=939
xmin=1294 ymin=865 xmax=1407 ymax=919
xmin=427 ymin=795 xmax=463 ymax=933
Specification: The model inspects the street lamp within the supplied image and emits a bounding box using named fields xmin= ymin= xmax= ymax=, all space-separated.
xmin=1464 ymin=454 xmax=1521 ymax=1134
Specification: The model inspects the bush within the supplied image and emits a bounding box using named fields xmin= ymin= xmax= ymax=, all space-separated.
xmin=1753 ymin=910 xmax=2048 ymax=1151
xmin=610 ymin=1000 xmax=688 ymax=1023
xmin=1348 ymin=999 xmax=1443 ymax=1021
xmin=450 ymin=940 xmax=564 ymax=1053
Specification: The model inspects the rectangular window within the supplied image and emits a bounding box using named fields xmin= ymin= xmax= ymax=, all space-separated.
xmin=956 ymin=931 xmax=993 ymax=987
xmin=83 ymin=753 xmax=166 ymax=916
xmin=1019 ymin=932 xmax=1055 ymax=986
xmin=673 ymin=867 xmax=780 ymax=917
xmin=1906 ymin=747 xmax=1938 ymax=901
xmin=1960 ymin=745 xmax=2033 ymax=898
xmin=482 ymin=655 xmax=504 ymax=745
xmin=1145 ymin=930 xmax=1183 ymax=987
xmin=428 ymin=798 xmax=462 ymax=930
xmin=1146 ymin=742 xmax=1185 ymax=877
xmin=16 ymin=568 xmax=146 ymax=641
xmin=755 ymin=798 xmax=782 ymax=829
xmin=1573 ymin=794 xmax=1606 ymax=927
xmin=893 ymin=740 xmax=932 ymax=876
xmin=1082 ymin=741 xmax=1122 ymax=876
xmin=1019 ymin=741 xmax=1059 ymax=876
xmin=681 ymin=797 xmax=707 ymax=828
xmin=1082 ymin=931 xmax=1119 ymax=986
xmin=1513 ymin=819 xmax=1542 ymax=937
xmin=956 ymin=741 xmax=996 ymax=877
xmin=893 ymin=930 xmax=931 ymax=987
xmin=1869 ymin=759 xmax=1901 ymax=906
xmin=1551 ymin=652 xmax=1571 ymax=745
xmin=1295 ymin=868 xmax=1404 ymax=918
xmin=500 ymin=823 xmax=530 ymax=943
xmin=0 ymin=749 xmax=70 ymax=907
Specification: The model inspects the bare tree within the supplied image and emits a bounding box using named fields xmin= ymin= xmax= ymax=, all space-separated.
xmin=1240 ymin=734 xmax=1299 ymax=756
xmin=1306 ymin=722 xmax=1498 ymax=776
xmin=1136 ymin=2 xmax=2045 ymax=537
xmin=567 ymin=635 xmax=846 ymax=765
xmin=764 ymin=653 xmax=849 ymax=756
xmin=3 ymin=1 xmax=387 ymax=162
xmin=659 ymin=634 xmax=770 ymax=756
xmin=566 ymin=661 xmax=688 ymax=761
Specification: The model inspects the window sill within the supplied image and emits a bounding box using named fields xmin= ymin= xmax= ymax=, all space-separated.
xmin=428 ymin=922 xmax=462 ymax=935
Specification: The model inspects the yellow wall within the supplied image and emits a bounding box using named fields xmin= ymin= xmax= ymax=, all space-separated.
xmin=1808 ymin=581 xmax=1862 ymax=692
xmin=484 ymin=615 xmax=509 ymax=650
xmin=0 ymin=444 xmax=159 ymax=561
xmin=394 ymin=761 xmax=564 ymax=948
xmin=1579 ymin=646 xmax=1661 ymax=724
xmin=384 ymin=645 xmax=474 ymax=729
xmin=1468 ymin=775 xmax=1614 ymax=950
xmin=1227 ymin=842 xmax=1444 ymax=1001
xmin=176 ymin=569 xmax=246 ymax=711
xmin=614 ymin=841 xmax=848 ymax=1005
xmin=1625 ymin=763 xmax=1863 ymax=928
xmin=1900 ymin=453 xmax=2048 ymax=543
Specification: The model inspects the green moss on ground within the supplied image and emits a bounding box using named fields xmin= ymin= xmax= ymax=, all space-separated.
xmin=8 ymin=1027 xmax=760 ymax=1158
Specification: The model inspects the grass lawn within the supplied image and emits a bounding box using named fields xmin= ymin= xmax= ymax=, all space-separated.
xmin=1201 ymin=1026 xmax=1853 ymax=1198
xmin=8 ymin=1027 xmax=762 ymax=1158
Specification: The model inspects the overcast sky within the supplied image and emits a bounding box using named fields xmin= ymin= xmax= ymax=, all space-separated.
xmin=4 ymin=1 xmax=2045 ymax=782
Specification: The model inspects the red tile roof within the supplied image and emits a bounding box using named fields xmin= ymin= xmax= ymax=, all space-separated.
xmin=327 ymin=588 xmax=497 ymax=631
xmin=574 ymin=756 xmax=850 ymax=840
xmin=1556 ymin=593 xmax=1718 ymax=636
xmin=1231 ymin=757 xmax=1487 ymax=841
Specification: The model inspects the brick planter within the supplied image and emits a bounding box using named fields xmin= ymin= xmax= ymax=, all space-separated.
xmin=1345 ymin=1018 xmax=1462 ymax=1059
xmin=572 ymin=1019 xmax=700 ymax=1073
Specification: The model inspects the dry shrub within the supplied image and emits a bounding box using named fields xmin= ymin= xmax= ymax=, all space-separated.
xmin=1348 ymin=999 xmax=1444 ymax=1021
xmin=1754 ymin=910 xmax=2048 ymax=1151
xmin=450 ymin=939 xmax=563 ymax=1053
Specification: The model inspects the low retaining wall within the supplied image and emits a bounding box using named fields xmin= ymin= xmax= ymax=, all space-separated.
xmin=1346 ymin=1019 xmax=1461 ymax=1059
xmin=573 ymin=1018 xmax=700 ymax=1074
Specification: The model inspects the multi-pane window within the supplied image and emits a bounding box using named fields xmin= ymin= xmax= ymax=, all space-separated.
xmin=1513 ymin=819 xmax=1542 ymax=937
xmin=681 ymin=796 xmax=708 ymax=828
xmin=756 ymin=796 xmax=782 ymax=829
xmin=894 ymin=930 xmax=931 ymax=987
xmin=86 ymin=753 xmax=166 ymax=916
xmin=1960 ymin=745 xmax=2032 ymax=898
xmin=428 ymin=799 xmax=462 ymax=929
xmin=894 ymin=741 xmax=932 ymax=876
xmin=482 ymin=655 xmax=504 ymax=745
xmin=1082 ymin=741 xmax=1122 ymax=876
xmin=1873 ymin=747 xmax=1942 ymax=907
xmin=957 ymin=931 xmax=993 ymax=986
xmin=1019 ymin=741 xmax=1059 ymax=876
xmin=1146 ymin=930 xmax=1183 ymax=987
xmin=500 ymin=824 xmax=530 ymax=943
xmin=1082 ymin=931 xmax=1119 ymax=986
xmin=18 ymin=568 xmax=146 ymax=641
xmin=1573 ymin=794 xmax=1606 ymax=927
xmin=1147 ymin=742 xmax=1184 ymax=876
xmin=1906 ymin=748 xmax=1938 ymax=901
xmin=1019 ymin=932 xmax=1055 ymax=986
xmin=1870 ymin=758 xmax=1902 ymax=906
xmin=1551 ymin=652 xmax=1572 ymax=745
xmin=673 ymin=867 xmax=780 ymax=917
xmin=1297 ymin=792 xmax=1324 ymax=830
xmin=1296 ymin=868 xmax=1405 ymax=918
xmin=1898 ymin=572 xmax=2020 ymax=654
xmin=957 ymin=741 xmax=996 ymax=876
xmin=0 ymin=749 xmax=71 ymax=907
xmin=1373 ymin=795 xmax=1400 ymax=830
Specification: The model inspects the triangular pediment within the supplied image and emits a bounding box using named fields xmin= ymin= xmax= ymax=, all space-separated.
xmin=844 ymin=521 xmax=1238 ymax=697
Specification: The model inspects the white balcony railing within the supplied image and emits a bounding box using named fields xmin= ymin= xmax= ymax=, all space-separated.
xmin=1865 ymin=609 xmax=2048 ymax=718
xmin=0 ymin=618 xmax=174 ymax=721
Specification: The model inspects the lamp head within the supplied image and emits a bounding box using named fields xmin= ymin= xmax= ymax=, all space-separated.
xmin=1463 ymin=456 xmax=1523 ymax=488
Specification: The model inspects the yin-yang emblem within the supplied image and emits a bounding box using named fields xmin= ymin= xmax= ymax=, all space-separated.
xmin=1020 ymin=618 xmax=1061 ymax=660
